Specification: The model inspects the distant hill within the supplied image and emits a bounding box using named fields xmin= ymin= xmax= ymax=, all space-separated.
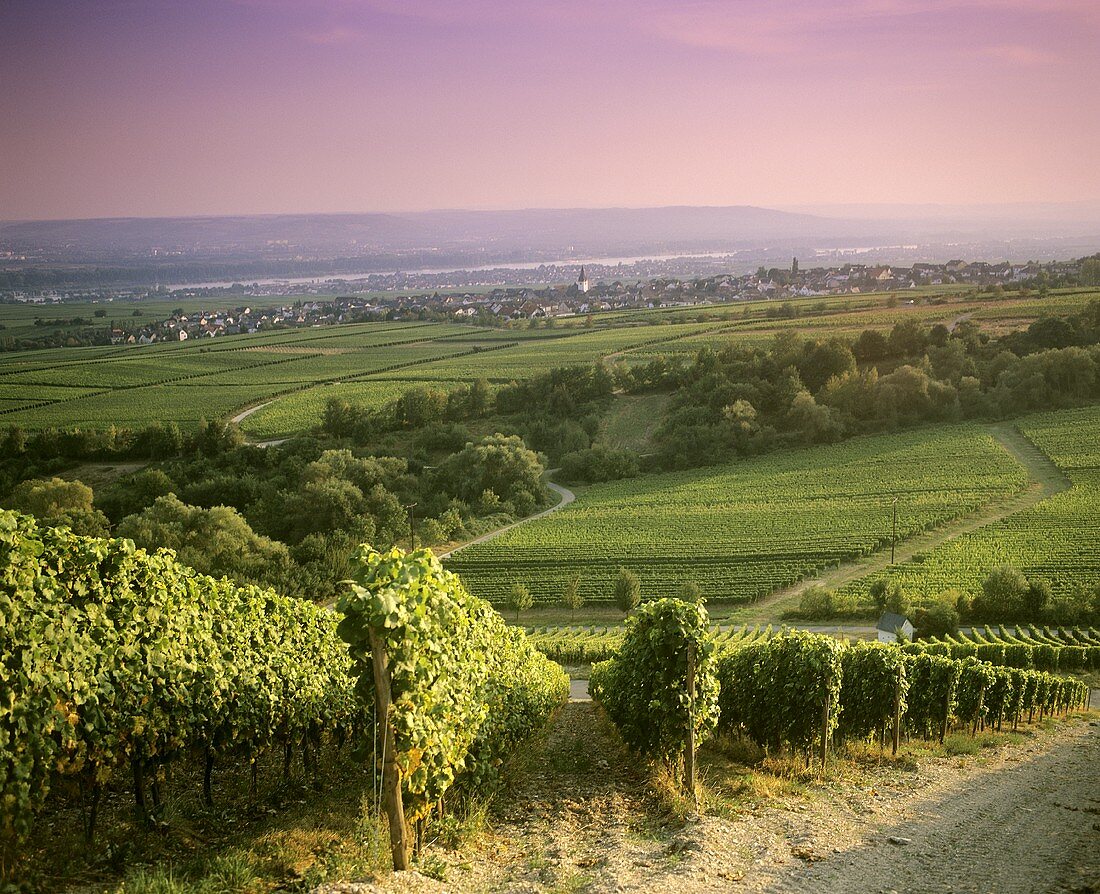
xmin=0 ymin=206 xmax=868 ymax=260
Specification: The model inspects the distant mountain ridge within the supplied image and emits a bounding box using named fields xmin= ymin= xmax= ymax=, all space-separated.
xmin=0 ymin=206 xmax=850 ymax=257
xmin=2 ymin=205 xmax=1097 ymax=275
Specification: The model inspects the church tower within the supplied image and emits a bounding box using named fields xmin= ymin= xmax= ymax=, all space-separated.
xmin=577 ymin=266 xmax=590 ymax=293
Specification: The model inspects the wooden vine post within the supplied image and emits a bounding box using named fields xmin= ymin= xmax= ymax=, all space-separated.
xmin=892 ymin=668 xmax=903 ymax=756
xmin=819 ymin=677 xmax=831 ymax=767
xmin=971 ymin=687 xmax=985 ymax=737
xmin=367 ymin=626 xmax=409 ymax=870
xmin=684 ymin=641 xmax=696 ymax=801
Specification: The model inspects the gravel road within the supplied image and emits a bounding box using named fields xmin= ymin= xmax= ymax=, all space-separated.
xmin=752 ymin=721 xmax=1100 ymax=894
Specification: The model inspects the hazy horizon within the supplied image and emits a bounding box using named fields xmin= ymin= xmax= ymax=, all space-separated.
xmin=3 ymin=1 xmax=1099 ymax=221
xmin=5 ymin=200 xmax=1100 ymax=228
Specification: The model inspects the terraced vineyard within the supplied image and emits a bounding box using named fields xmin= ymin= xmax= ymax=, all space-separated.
xmin=446 ymin=424 xmax=1029 ymax=605
xmin=842 ymin=405 xmax=1100 ymax=602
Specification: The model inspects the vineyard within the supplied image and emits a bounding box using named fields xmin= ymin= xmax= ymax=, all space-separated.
xmin=590 ymin=602 xmax=1090 ymax=781
xmin=906 ymin=625 xmax=1100 ymax=672
xmin=842 ymin=405 xmax=1100 ymax=603
xmin=0 ymin=514 xmax=566 ymax=879
xmin=447 ymin=424 xmax=1029 ymax=605
xmin=527 ymin=622 xmax=777 ymax=664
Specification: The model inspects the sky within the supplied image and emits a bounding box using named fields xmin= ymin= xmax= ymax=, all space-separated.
xmin=1 ymin=0 xmax=1099 ymax=220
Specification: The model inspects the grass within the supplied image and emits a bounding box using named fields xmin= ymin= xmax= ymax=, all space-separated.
xmin=13 ymin=744 xmax=392 ymax=894
xmin=600 ymin=392 xmax=670 ymax=452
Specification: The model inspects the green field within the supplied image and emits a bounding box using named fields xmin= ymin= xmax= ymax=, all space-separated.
xmin=842 ymin=405 xmax=1100 ymax=602
xmin=445 ymin=424 xmax=1029 ymax=605
xmin=0 ymin=287 xmax=1094 ymax=435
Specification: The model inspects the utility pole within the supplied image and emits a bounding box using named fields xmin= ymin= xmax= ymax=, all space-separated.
xmin=891 ymin=497 xmax=898 ymax=564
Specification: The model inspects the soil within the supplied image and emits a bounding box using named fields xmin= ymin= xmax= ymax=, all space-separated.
xmin=321 ymin=708 xmax=1099 ymax=894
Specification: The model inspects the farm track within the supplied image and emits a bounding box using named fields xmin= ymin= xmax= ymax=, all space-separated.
xmin=739 ymin=422 xmax=1073 ymax=622
xmin=230 ymin=399 xmax=275 ymax=424
xmin=376 ymin=709 xmax=1100 ymax=894
xmin=747 ymin=720 xmax=1100 ymax=894
xmin=436 ymin=476 xmax=576 ymax=559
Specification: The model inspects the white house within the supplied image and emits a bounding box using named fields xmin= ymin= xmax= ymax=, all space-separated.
xmin=876 ymin=612 xmax=915 ymax=643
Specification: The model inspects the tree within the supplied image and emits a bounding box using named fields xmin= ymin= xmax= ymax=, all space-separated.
xmin=913 ymin=597 xmax=959 ymax=638
xmin=1080 ymin=257 xmax=1100 ymax=287
xmin=677 ymin=581 xmax=703 ymax=603
xmin=1022 ymin=578 xmax=1052 ymax=620
xmin=507 ymin=583 xmax=533 ymax=621
xmin=434 ymin=434 xmax=545 ymax=516
xmin=117 ymin=494 xmax=294 ymax=589
xmin=974 ymin=566 xmax=1030 ymax=620
xmin=561 ymin=573 xmax=584 ymax=620
xmin=96 ymin=468 xmax=176 ymax=523
xmin=614 ymin=568 xmax=641 ymax=615
xmin=6 ymin=477 xmax=109 ymax=536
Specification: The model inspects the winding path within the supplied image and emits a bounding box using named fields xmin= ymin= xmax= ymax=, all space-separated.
xmin=735 ymin=422 xmax=1073 ymax=622
xmin=230 ymin=400 xmax=274 ymax=425
xmin=437 ymin=475 xmax=575 ymax=559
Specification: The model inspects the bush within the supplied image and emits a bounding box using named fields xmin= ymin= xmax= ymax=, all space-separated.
xmin=559 ymin=446 xmax=640 ymax=484
xmin=913 ymin=598 xmax=959 ymax=638
xmin=614 ymin=568 xmax=641 ymax=615
xmin=797 ymin=584 xmax=853 ymax=620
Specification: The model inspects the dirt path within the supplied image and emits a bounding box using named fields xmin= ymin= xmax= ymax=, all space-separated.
xmin=378 ymin=711 xmax=1099 ymax=894
xmin=748 ymin=721 xmax=1100 ymax=894
xmin=455 ymin=701 xmax=671 ymax=893
xmin=737 ymin=423 xmax=1073 ymax=622
xmin=230 ymin=400 xmax=274 ymax=424
xmin=437 ymin=476 xmax=575 ymax=559
xmin=948 ymin=311 xmax=975 ymax=332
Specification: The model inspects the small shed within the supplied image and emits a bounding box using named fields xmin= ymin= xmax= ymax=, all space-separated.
xmin=876 ymin=612 xmax=915 ymax=643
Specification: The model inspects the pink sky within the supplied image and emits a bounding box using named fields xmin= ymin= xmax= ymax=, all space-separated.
xmin=1 ymin=0 xmax=1098 ymax=220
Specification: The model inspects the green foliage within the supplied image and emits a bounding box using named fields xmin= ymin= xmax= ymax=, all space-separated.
xmin=4 ymin=476 xmax=108 ymax=536
xmin=336 ymin=547 xmax=567 ymax=823
xmin=433 ymin=434 xmax=546 ymax=517
xmin=835 ymin=642 xmax=908 ymax=743
xmin=715 ymin=630 xmax=843 ymax=752
xmin=559 ymin=445 xmax=640 ymax=484
xmin=912 ymin=593 xmax=960 ymax=638
xmin=613 ymin=567 xmax=641 ymax=615
xmin=902 ymin=653 xmax=961 ymax=739
xmin=0 ymin=509 xmax=357 ymax=861
xmin=677 ymin=581 xmax=704 ymax=603
xmin=589 ymin=599 xmax=719 ymax=766
xmin=117 ymin=494 xmax=294 ymax=590
xmin=508 ymin=583 xmax=534 ymax=619
xmin=561 ymin=573 xmax=584 ymax=617
xmin=977 ymin=566 xmax=1031 ymax=621
xmin=797 ymin=584 xmax=852 ymax=620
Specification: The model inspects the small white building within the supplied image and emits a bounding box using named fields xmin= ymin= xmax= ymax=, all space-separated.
xmin=876 ymin=612 xmax=915 ymax=644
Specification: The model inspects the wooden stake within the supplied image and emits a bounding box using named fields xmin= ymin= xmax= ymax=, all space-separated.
xmin=368 ymin=626 xmax=409 ymax=871
xmin=892 ymin=671 xmax=902 ymax=756
xmin=684 ymin=642 xmax=696 ymax=802
xmin=820 ymin=683 xmax=831 ymax=767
